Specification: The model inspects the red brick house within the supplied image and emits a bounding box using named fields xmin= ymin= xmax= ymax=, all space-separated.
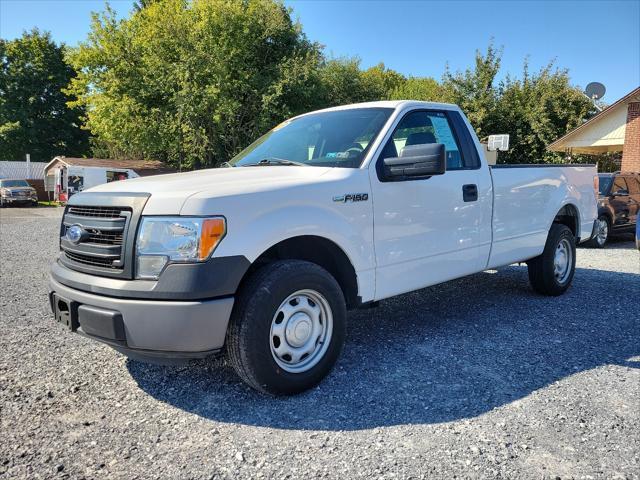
xmin=548 ymin=87 xmax=640 ymax=172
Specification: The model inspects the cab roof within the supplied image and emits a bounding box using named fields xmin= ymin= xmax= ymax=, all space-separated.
xmin=311 ymin=100 xmax=459 ymax=113
xmin=289 ymin=101 xmax=461 ymax=123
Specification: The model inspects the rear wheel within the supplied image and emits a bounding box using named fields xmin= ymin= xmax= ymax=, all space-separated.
xmin=527 ymin=224 xmax=576 ymax=296
xmin=588 ymin=215 xmax=610 ymax=248
xmin=226 ymin=260 xmax=346 ymax=395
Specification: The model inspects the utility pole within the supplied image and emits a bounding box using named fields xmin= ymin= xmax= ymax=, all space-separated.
xmin=26 ymin=153 xmax=31 ymax=179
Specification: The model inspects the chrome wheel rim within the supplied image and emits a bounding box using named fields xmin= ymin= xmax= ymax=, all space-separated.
xmin=553 ymin=238 xmax=572 ymax=284
xmin=269 ymin=289 xmax=333 ymax=373
xmin=596 ymin=219 xmax=608 ymax=245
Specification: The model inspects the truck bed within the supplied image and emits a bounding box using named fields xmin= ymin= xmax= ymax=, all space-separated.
xmin=487 ymin=164 xmax=598 ymax=268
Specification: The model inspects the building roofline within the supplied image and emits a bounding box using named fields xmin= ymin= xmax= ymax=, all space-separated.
xmin=44 ymin=156 xmax=168 ymax=172
xmin=547 ymin=86 xmax=640 ymax=151
xmin=45 ymin=156 xmax=70 ymax=171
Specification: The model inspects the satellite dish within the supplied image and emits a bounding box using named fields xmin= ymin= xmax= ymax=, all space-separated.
xmin=585 ymin=82 xmax=606 ymax=100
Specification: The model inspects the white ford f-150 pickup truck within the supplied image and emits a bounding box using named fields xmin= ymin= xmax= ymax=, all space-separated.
xmin=49 ymin=101 xmax=598 ymax=394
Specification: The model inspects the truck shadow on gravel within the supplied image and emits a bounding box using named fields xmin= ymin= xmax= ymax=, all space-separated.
xmin=128 ymin=260 xmax=640 ymax=431
xmin=578 ymin=233 xmax=636 ymax=249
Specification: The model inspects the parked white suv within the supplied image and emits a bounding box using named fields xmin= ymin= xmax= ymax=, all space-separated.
xmin=49 ymin=101 xmax=598 ymax=394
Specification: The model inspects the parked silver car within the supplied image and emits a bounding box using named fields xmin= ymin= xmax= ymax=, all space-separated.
xmin=0 ymin=179 xmax=38 ymax=207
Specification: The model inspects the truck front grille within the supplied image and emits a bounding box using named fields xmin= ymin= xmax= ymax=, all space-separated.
xmin=58 ymin=193 xmax=149 ymax=279
xmin=60 ymin=205 xmax=131 ymax=274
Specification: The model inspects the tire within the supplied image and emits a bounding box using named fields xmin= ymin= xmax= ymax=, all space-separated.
xmin=527 ymin=224 xmax=576 ymax=296
xmin=226 ymin=260 xmax=346 ymax=395
xmin=586 ymin=214 xmax=610 ymax=248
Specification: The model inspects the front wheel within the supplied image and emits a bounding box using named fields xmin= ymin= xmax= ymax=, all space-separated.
xmin=527 ymin=224 xmax=576 ymax=296
xmin=587 ymin=215 xmax=610 ymax=248
xmin=226 ymin=260 xmax=346 ymax=395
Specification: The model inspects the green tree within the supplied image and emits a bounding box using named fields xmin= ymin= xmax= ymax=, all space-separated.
xmin=441 ymin=44 xmax=595 ymax=164
xmin=490 ymin=62 xmax=595 ymax=164
xmin=360 ymin=63 xmax=405 ymax=100
xmin=133 ymin=0 xmax=159 ymax=11
xmin=316 ymin=58 xmax=407 ymax=107
xmin=67 ymin=0 xmax=324 ymax=169
xmin=0 ymin=29 xmax=89 ymax=162
xmin=316 ymin=58 xmax=365 ymax=106
xmin=389 ymin=76 xmax=446 ymax=102
xmin=442 ymin=43 xmax=502 ymax=138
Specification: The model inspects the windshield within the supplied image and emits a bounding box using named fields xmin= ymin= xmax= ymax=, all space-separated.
xmin=229 ymin=108 xmax=393 ymax=168
xmin=598 ymin=176 xmax=613 ymax=196
xmin=0 ymin=180 xmax=30 ymax=188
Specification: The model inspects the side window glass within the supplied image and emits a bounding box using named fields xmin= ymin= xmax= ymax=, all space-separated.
xmin=624 ymin=177 xmax=639 ymax=195
xmin=612 ymin=176 xmax=629 ymax=194
xmin=430 ymin=114 xmax=463 ymax=170
xmin=382 ymin=111 xmax=465 ymax=170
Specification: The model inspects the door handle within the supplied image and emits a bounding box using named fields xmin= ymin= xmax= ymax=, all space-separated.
xmin=462 ymin=184 xmax=478 ymax=202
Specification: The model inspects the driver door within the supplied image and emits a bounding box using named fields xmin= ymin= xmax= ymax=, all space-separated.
xmin=369 ymin=109 xmax=492 ymax=300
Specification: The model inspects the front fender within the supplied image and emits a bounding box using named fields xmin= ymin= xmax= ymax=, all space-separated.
xmin=214 ymin=204 xmax=373 ymax=272
xmin=213 ymin=203 xmax=376 ymax=302
xmin=178 ymin=168 xmax=376 ymax=300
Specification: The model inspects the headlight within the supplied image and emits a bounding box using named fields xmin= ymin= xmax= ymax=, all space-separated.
xmin=135 ymin=216 xmax=226 ymax=279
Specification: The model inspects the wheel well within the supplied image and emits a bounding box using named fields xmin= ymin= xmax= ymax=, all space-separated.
xmin=553 ymin=204 xmax=579 ymax=237
xmin=243 ymin=236 xmax=359 ymax=309
xmin=597 ymin=209 xmax=612 ymax=223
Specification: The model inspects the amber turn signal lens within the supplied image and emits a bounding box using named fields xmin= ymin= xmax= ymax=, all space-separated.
xmin=199 ymin=218 xmax=226 ymax=260
xmin=593 ymin=175 xmax=599 ymax=195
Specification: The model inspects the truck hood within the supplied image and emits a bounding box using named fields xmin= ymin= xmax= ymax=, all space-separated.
xmin=86 ymin=166 xmax=335 ymax=214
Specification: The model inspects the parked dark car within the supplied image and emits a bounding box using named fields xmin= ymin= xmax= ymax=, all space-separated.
xmin=0 ymin=179 xmax=38 ymax=207
xmin=588 ymin=172 xmax=640 ymax=248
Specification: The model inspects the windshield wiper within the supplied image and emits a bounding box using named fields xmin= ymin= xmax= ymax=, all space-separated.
xmin=241 ymin=157 xmax=308 ymax=167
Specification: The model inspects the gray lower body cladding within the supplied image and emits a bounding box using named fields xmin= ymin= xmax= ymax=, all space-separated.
xmin=50 ymin=255 xmax=250 ymax=300
xmin=49 ymin=277 xmax=234 ymax=361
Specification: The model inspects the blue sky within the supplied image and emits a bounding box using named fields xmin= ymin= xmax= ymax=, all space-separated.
xmin=1 ymin=0 xmax=639 ymax=101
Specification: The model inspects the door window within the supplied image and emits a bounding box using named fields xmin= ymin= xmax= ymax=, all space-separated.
xmin=381 ymin=111 xmax=465 ymax=171
xmin=107 ymin=171 xmax=129 ymax=182
xmin=624 ymin=176 xmax=639 ymax=195
xmin=612 ymin=176 xmax=629 ymax=195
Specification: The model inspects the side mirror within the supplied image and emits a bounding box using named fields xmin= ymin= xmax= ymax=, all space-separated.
xmin=383 ymin=143 xmax=446 ymax=179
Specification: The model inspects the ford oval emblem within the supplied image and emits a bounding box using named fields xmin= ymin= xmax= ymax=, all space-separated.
xmin=66 ymin=225 xmax=84 ymax=244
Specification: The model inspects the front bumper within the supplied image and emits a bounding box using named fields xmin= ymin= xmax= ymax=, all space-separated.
xmin=2 ymin=196 xmax=37 ymax=204
xmin=49 ymin=276 xmax=234 ymax=363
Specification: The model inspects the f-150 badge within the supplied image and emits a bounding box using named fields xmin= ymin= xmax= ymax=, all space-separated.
xmin=333 ymin=193 xmax=369 ymax=203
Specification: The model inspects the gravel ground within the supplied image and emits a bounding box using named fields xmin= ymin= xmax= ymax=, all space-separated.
xmin=1 ymin=206 xmax=639 ymax=479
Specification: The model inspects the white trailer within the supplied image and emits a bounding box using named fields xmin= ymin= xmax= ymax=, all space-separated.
xmin=44 ymin=157 xmax=144 ymax=201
